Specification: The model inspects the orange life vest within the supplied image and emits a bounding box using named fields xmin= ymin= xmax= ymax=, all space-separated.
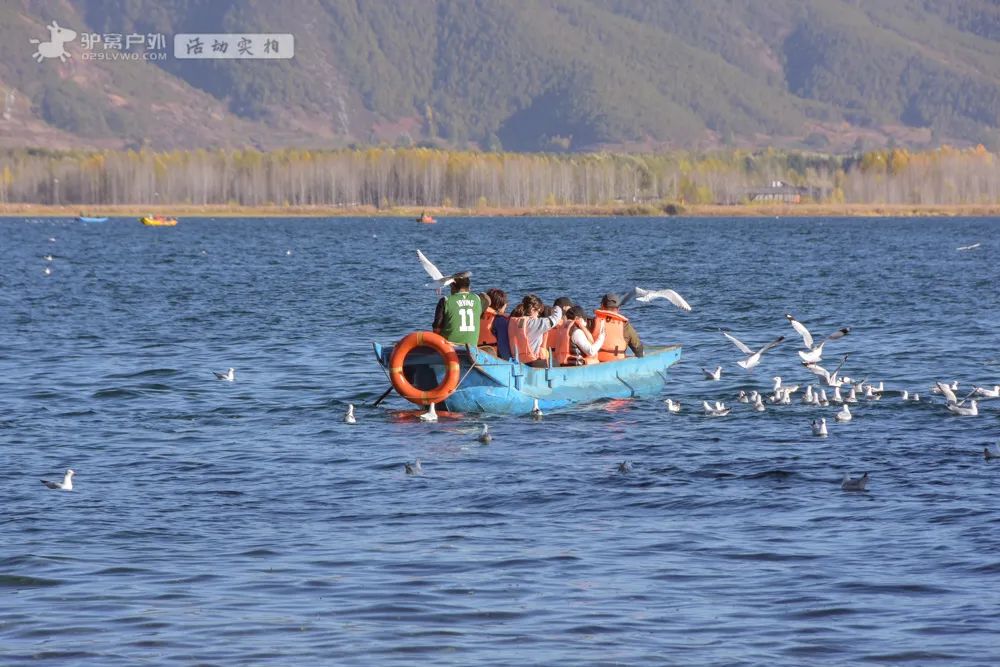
xmin=592 ymin=309 xmax=629 ymax=362
xmin=508 ymin=316 xmax=548 ymax=364
xmin=550 ymin=319 xmax=597 ymax=366
xmin=478 ymin=307 xmax=498 ymax=345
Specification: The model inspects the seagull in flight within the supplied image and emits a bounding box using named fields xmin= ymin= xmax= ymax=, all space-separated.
xmin=214 ymin=368 xmax=235 ymax=381
xmin=721 ymin=330 xmax=785 ymax=371
xmin=957 ymin=243 xmax=981 ymax=251
xmin=785 ymin=314 xmax=851 ymax=363
xmin=620 ymin=287 xmax=692 ymax=312
xmin=803 ymin=354 xmax=849 ymax=387
xmin=41 ymin=469 xmax=74 ymax=491
xmin=416 ymin=249 xmax=469 ymax=289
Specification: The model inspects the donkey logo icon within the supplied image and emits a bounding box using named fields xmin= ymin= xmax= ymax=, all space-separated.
xmin=30 ymin=21 xmax=77 ymax=63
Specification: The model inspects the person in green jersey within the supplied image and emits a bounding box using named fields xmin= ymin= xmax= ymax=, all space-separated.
xmin=432 ymin=273 xmax=490 ymax=345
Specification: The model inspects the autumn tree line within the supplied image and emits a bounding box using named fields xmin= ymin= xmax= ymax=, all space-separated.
xmin=0 ymin=146 xmax=998 ymax=209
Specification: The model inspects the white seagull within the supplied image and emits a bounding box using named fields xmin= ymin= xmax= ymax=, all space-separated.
xmin=946 ymin=400 xmax=978 ymax=416
xmin=416 ymin=249 xmax=468 ymax=289
xmin=841 ymin=472 xmax=869 ymax=491
xmin=214 ymin=368 xmax=235 ymax=381
xmin=620 ymin=286 xmax=692 ymax=312
xmin=702 ymin=366 xmax=722 ymax=381
xmin=44 ymin=254 xmax=54 ymax=261
xmin=974 ymin=385 xmax=1000 ymax=399
xmin=835 ymin=404 xmax=852 ymax=422
xmin=957 ymin=242 xmax=981 ymax=251
xmin=664 ymin=399 xmax=681 ymax=413
xmin=530 ymin=399 xmax=543 ymax=419
xmin=477 ymin=423 xmax=492 ymax=444
xmin=811 ymin=418 xmax=828 ymax=437
xmin=43 ymin=266 xmax=51 ymax=276
xmin=344 ymin=404 xmax=356 ymax=424
xmin=721 ymin=331 xmax=785 ymax=371
xmin=803 ymin=354 xmax=849 ymax=387
xmin=798 ymin=327 xmax=851 ymax=364
xmin=702 ymin=400 xmax=731 ymax=416
xmin=419 ymin=402 xmax=438 ymax=422
xmin=41 ymin=469 xmax=74 ymax=491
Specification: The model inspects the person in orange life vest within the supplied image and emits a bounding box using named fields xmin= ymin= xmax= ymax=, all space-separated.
xmin=507 ymin=294 xmax=563 ymax=367
xmin=591 ymin=292 xmax=643 ymax=361
xmin=478 ymin=287 xmax=508 ymax=351
xmin=550 ymin=305 xmax=606 ymax=366
xmin=432 ymin=273 xmax=490 ymax=345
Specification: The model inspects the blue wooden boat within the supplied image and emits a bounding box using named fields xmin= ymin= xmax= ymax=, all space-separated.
xmin=77 ymin=216 xmax=109 ymax=223
xmin=373 ymin=338 xmax=682 ymax=414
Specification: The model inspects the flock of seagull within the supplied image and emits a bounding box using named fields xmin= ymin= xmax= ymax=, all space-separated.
xmin=37 ymin=242 xmax=993 ymax=493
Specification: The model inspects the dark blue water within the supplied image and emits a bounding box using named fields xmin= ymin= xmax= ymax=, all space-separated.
xmin=2 ymin=216 xmax=999 ymax=665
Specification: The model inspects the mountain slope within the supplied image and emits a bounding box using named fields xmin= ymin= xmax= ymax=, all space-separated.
xmin=1 ymin=0 xmax=998 ymax=151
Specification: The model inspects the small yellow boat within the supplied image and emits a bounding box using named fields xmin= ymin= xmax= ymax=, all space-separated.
xmin=140 ymin=216 xmax=178 ymax=227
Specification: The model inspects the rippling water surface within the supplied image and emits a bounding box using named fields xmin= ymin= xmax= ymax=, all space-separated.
xmin=2 ymin=216 xmax=999 ymax=665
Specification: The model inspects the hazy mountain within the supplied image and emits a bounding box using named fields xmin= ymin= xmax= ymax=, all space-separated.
xmin=2 ymin=0 xmax=999 ymax=152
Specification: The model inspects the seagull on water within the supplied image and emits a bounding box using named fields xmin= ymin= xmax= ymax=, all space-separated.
xmin=344 ymin=404 xmax=356 ymax=424
xmin=946 ymin=400 xmax=978 ymax=416
xmin=44 ymin=254 xmax=54 ymax=261
xmin=214 ymin=368 xmax=235 ymax=381
xmin=617 ymin=460 xmax=633 ymax=474
xmin=835 ymin=403 xmax=852 ymax=422
xmin=620 ymin=286 xmax=692 ymax=312
xmin=985 ymin=443 xmax=1000 ymax=460
xmin=477 ymin=423 xmax=492 ymax=444
xmin=664 ymin=398 xmax=681 ymax=413
xmin=811 ymin=417 xmax=828 ymax=437
xmin=702 ymin=366 xmax=722 ymax=381
xmin=416 ymin=249 xmax=469 ymax=290
xmin=841 ymin=472 xmax=869 ymax=491
xmin=752 ymin=395 xmax=766 ymax=412
xmin=405 ymin=459 xmax=423 ymax=475
xmin=41 ymin=469 xmax=74 ymax=491
xmin=974 ymin=385 xmax=1000 ymax=399
xmin=43 ymin=266 xmax=51 ymax=276
xmin=721 ymin=330 xmax=785 ymax=371
xmin=530 ymin=399 xmax=543 ymax=419
xmin=419 ymin=402 xmax=438 ymax=422
xmin=703 ymin=400 xmax=731 ymax=416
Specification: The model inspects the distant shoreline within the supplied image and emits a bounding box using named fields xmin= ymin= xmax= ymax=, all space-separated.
xmin=2 ymin=203 xmax=999 ymax=218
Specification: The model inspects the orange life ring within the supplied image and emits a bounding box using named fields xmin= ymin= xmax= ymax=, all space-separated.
xmin=389 ymin=331 xmax=461 ymax=406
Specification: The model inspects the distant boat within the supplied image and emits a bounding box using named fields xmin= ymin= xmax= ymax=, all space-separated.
xmin=416 ymin=212 xmax=436 ymax=224
xmin=77 ymin=215 xmax=108 ymax=223
xmin=140 ymin=216 xmax=178 ymax=227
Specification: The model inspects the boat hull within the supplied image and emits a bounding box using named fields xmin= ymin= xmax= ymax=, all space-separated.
xmin=77 ymin=216 xmax=109 ymax=223
xmin=374 ymin=341 xmax=681 ymax=414
xmin=140 ymin=217 xmax=178 ymax=226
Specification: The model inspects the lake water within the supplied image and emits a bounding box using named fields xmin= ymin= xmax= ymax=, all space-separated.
xmin=1 ymin=216 xmax=999 ymax=665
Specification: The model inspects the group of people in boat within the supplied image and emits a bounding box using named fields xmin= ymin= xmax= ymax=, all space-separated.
xmin=432 ymin=273 xmax=643 ymax=367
